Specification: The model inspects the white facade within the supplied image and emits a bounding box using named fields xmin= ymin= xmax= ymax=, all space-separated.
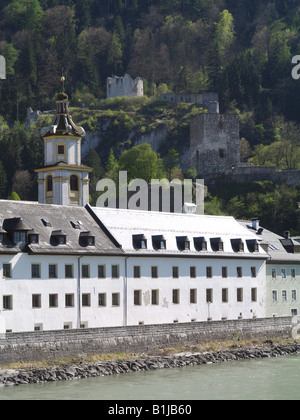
xmin=35 ymin=92 xmax=91 ymax=207
xmin=0 ymin=201 xmax=268 ymax=333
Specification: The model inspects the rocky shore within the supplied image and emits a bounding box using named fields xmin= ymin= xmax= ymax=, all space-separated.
xmin=1 ymin=342 xmax=300 ymax=388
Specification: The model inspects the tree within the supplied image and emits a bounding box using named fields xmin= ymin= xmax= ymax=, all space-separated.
xmin=107 ymin=31 xmax=123 ymax=74
xmin=0 ymin=160 xmax=7 ymax=198
xmin=118 ymin=143 xmax=165 ymax=184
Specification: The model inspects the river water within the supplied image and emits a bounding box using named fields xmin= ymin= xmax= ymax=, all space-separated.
xmin=0 ymin=353 xmax=300 ymax=400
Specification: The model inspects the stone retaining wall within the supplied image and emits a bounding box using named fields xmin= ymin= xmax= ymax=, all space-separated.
xmin=0 ymin=317 xmax=293 ymax=365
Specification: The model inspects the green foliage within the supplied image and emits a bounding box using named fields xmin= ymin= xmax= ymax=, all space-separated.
xmin=118 ymin=143 xmax=165 ymax=184
xmin=9 ymin=191 xmax=21 ymax=201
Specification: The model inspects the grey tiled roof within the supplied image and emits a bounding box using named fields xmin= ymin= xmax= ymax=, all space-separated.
xmin=238 ymin=220 xmax=300 ymax=263
xmin=0 ymin=200 xmax=123 ymax=256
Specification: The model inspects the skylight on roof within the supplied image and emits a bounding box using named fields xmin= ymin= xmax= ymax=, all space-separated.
xmin=71 ymin=221 xmax=81 ymax=229
xmin=42 ymin=219 xmax=52 ymax=227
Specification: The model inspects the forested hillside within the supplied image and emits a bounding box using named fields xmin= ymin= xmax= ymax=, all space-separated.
xmin=1 ymin=0 xmax=300 ymax=234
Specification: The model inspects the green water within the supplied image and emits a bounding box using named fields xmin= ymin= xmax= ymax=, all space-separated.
xmin=1 ymin=354 xmax=300 ymax=400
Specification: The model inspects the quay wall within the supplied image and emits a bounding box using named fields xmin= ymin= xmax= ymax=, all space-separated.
xmin=0 ymin=317 xmax=293 ymax=365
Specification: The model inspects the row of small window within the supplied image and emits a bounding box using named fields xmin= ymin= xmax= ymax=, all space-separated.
xmin=1 ymin=264 xmax=258 ymax=279
xmin=271 ymin=268 xmax=297 ymax=279
xmin=1 ymin=264 xmax=120 ymax=279
xmin=2 ymin=288 xmax=258 ymax=310
xmin=272 ymin=290 xmax=298 ymax=302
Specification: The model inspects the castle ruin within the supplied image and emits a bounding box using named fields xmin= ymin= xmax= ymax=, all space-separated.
xmin=107 ymin=74 xmax=144 ymax=99
xmin=190 ymin=113 xmax=241 ymax=175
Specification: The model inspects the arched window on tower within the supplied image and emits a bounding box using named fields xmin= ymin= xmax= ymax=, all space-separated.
xmin=70 ymin=175 xmax=79 ymax=192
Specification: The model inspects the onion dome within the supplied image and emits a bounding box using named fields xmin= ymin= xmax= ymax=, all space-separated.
xmin=41 ymin=82 xmax=86 ymax=138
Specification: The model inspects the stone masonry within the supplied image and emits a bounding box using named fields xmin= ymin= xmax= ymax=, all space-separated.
xmin=107 ymin=74 xmax=144 ymax=99
xmin=190 ymin=113 xmax=241 ymax=175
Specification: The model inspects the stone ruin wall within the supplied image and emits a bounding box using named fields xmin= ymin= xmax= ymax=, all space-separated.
xmin=107 ymin=74 xmax=144 ymax=99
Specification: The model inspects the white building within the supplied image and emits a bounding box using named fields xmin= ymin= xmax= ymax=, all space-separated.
xmin=0 ymin=201 xmax=268 ymax=333
xmin=0 ymin=86 xmax=270 ymax=333
xmin=35 ymin=92 xmax=91 ymax=207
xmin=240 ymin=219 xmax=300 ymax=318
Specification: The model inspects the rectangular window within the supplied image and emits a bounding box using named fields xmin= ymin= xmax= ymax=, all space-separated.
xmin=151 ymin=266 xmax=158 ymax=278
xmin=98 ymin=293 xmax=107 ymax=307
xmin=272 ymin=290 xmax=278 ymax=302
xmin=292 ymin=309 xmax=298 ymax=316
xmin=98 ymin=265 xmax=106 ymax=279
xmin=49 ymin=264 xmax=57 ymax=279
xmin=190 ymin=267 xmax=196 ymax=278
xmin=272 ymin=268 xmax=277 ymax=279
xmin=206 ymin=289 xmax=213 ymax=303
xmin=3 ymin=263 xmax=12 ymax=278
xmin=82 ymin=265 xmax=90 ymax=278
xmin=3 ymin=295 xmax=13 ymax=310
xmin=65 ymin=294 xmax=74 ymax=307
xmin=237 ymin=288 xmax=243 ymax=302
xmin=112 ymin=265 xmax=119 ymax=278
xmin=57 ymin=145 xmax=65 ymax=155
xmin=237 ymin=267 xmax=242 ymax=278
xmin=292 ymin=290 xmax=297 ymax=300
xmin=222 ymin=288 xmax=228 ymax=303
xmin=251 ymin=267 xmax=257 ymax=278
xmin=65 ymin=265 xmax=74 ymax=278
xmin=151 ymin=290 xmax=159 ymax=305
xmin=49 ymin=294 xmax=58 ymax=308
xmin=32 ymin=294 xmax=41 ymax=308
xmin=291 ymin=268 xmax=296 ymax=279
xmin=281 ymin=269 xmax=287 ymax=279
xmin=190 ymin=289 xmax=197 ymax=304
xmin=134 ymin=266 xmax=141 ymax=278
xmin=172 ymin=266 xmax=179 ymax=278
xmin=134 ymin=290 xmax=142 ymax=306
xmin=82 ymin=294 xmax=91 ymax=307
xmin=251 ymin=288 xmax=257 ymax=302
xmin=222 ymin=267 xmax=228 ymax=278
xmin=112 ymin=293 xmax=120 ymax=306
xmin=31 ymin=264 xmax=40 ymax=279
xmin=282 ymin=290 xmax=287 ymax=301
xmin=206 ymin=267 xmax=212 ymax=278
xmin=172 ymin=289 xmax=180 ymax=304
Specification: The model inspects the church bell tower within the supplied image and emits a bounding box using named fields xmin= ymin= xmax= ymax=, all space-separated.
xmin=35 ymin=80 xmax=91 ymax=206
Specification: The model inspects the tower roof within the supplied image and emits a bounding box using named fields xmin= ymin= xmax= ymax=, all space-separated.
xmin=41 ymin=84 xmax=86 ymax=138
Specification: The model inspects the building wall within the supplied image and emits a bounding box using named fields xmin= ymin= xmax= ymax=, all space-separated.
xmin=107 ymin=74 xmax=144 ymax=99
xmin=266 ymin=263 xmax=300 ymax=318
xmin=190 ymin=114 xmax=241 ymax=175
xmin=160 ymin=92 xmax=219 ymax=113
xmin=0 ymin=252 xmax=266 ymax=333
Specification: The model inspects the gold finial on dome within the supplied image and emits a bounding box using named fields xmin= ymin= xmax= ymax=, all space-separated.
xmin=61 ymin=70 xmax=65 ymax=92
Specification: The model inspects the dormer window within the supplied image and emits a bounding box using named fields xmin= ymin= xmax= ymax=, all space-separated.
xmin=152 ymin=235 xmax=166 ymax=250
xmin=28 ymin=232 xmax=39 ymax=245
xmin=211 ymin=238 xmax=223 ymax=252
xmin=246 ymin=239 xmax=259 ymax=253
xmin=133 ymin=235 xmax=147 ymax=250
xmin=0 ymin=231 xmax=5 ymax=243
xmin=51 ymin=230 xmax=66 ymax=245
xmin=194 ymin=237 xmax=207 ymax=251
xmin=231 ymin=239 xmax=244 ymax=253
xmin=80 ymin=231 xmax=95 ymax=247
xmin=177 ymin=236 xmax=190 ymax=251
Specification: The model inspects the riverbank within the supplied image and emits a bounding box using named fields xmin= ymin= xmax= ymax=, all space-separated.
xmin=0 ymin=339 xmax=299 ymax=388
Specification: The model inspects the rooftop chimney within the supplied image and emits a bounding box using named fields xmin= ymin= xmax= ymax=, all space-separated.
xmin=252 ymin=218 xmax=260 ymax=231
xmin=284 ymin=231 xmax=290 ymax=239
